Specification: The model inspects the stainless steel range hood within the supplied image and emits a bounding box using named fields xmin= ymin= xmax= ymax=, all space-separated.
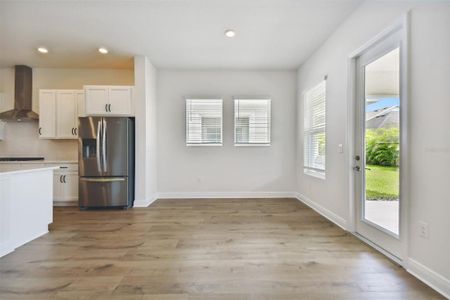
xmin=0 ymin=65 xmax=39 ymax=121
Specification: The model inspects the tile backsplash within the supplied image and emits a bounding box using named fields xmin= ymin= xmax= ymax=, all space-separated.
xmin=0 ymin=121 xmax=77 ymax=160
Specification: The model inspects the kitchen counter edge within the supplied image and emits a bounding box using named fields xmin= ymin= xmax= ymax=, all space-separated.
xmin=0 ymin=166 xmax=59 ymax=176
xmin=0 ymin=160 xmax=78 ymax=164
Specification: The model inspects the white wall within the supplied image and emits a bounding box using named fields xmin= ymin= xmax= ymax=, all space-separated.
xmin=157 ymin=70 xmax=297 ymax=196
xmin=134 ymin=57 xmax=158 ymax=206
xmin=296 ymin=0 xmax=450 ymax=294
xmin=0 ymin=67 xmax=133 ymax=160
xmin=146 ymin=62 xmax=158 ymax=202
xmin=408 ymin=3 xmax=450 ymax=285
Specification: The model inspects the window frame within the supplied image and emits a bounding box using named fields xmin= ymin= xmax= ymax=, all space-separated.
xmin=233 ymin=98 xmax=271 ymax=146
xmin=185 ymin=98 xmax=223 ymax=146
xmin=303 ymin=80 xmax=327 ymax=179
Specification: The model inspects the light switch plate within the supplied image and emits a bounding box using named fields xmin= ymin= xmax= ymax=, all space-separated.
xmin=338 ymin=144 xmax=344 ymax=153
xmin=419 ymin=221 xmax=429 ymax=239
xmin=0 ymin=120 xmax=5 ymax=140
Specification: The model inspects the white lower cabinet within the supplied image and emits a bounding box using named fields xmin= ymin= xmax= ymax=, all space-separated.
xmin=52 ymin=165 xmax=78 ymax=206
xmin=0 ymin=162 xmax=78 ymax=206
xmin=53 ymin=172 xmax=65 ymax=201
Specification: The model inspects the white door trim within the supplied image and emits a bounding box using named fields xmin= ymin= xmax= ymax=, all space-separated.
xmin=346 ymin=13 xmax=410 ymax=263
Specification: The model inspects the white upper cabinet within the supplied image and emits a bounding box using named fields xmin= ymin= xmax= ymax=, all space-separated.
xmin=75 ymin=90 xmax=85 ymax=117
xmin=39 ymin=89 xmax=82 ymax=139
xmin=39 ymin=90 xmax=57 ymax=138
xmin=56 ymin=91 xmax=78 ymax=138
xmin=108 ymin=86 xmax=133 ymax=115
xmin=85 ymin=86 xmax=109 ymax=115
xmin=84 ymin=85 xmax=134 ymax=116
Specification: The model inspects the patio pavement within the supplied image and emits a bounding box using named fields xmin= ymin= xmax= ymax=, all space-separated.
xmin=365 ymin=200 xmax=399 ymax=235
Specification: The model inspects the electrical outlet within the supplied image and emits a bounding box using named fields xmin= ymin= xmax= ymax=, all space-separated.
xmin=419 ymin=221 xmax=429 ymax=239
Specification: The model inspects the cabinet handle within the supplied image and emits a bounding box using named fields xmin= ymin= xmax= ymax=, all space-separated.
xmin=105 ymin=104 xmax=108 ymax=112
xmin=71 ymin=128 xmax=74 ymax=135
xmin=74 ymin=128 xmax=78 ymax=135
xmin=108 ymin=104 xmax=111 ymax=112
xmin=39 ymin=127 xmax=42 ymax=135
xmin=63 ymin=175 xmax=66 ymax=183
xmin=59 ymin=175 xmax=63 ymax=183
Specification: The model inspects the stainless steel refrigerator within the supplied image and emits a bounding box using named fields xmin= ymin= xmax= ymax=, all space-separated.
xmin=78 ymin=117 xmax=135 ymax=209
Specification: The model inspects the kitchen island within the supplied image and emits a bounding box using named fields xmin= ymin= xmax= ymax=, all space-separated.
xmin=0 ymin=167 xmax=57 ymax=257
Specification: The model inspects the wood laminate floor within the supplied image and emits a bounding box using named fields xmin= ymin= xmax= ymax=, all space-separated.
xmin=0 ymin=198 xmax=444 ymax=300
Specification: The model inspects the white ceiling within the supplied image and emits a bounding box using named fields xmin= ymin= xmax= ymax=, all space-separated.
xmin=366 ymin=48 xmax=400 ymax=95
xmin=0 ymin=0 xmax=362 ymax=69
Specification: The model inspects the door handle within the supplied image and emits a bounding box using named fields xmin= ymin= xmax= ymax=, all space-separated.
xmin=96 ymin=120 xmax=102 ymax=172
xmin=102 ymin=118 xmax=107 ymax=172
xmin=80 ymin=177 xmax=126 ymax=182
xmin=353 ymin=166 xmax=361 ymax=172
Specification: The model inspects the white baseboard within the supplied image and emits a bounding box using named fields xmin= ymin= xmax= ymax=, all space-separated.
xmin=406 ymin=258 xmax=450 ymax=299
xmin=157 ymin=191 xmax=297 ymax=199
xmin=294 ymin=192 xmax=347 ymax=230
xmin=133 ymin=193 xmax=159 ymax=207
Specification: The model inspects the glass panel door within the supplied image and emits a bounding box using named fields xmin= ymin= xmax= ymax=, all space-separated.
xmin=363 ymin=48 xmax=400 ymax=235
xmin=354 ymin=25 xmax=405 ymax=259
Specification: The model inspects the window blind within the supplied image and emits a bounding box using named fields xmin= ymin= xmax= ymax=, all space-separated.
xmin=234 ymin=99 xmax=271 ymax=145
xmin=186 ymin=99 xmax=223 ymax=145
xmin=304 ymin=81 xmax=326 ymax=175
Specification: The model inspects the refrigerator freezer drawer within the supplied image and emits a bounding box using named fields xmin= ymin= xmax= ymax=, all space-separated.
xmin=79 ymin=177 xmax=129 ymax=208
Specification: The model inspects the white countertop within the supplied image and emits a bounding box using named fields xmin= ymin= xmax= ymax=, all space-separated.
xmin=0 ymin=166 xmax=59 ymax=177
xmin=0 ymin=160 xmax=78 ymax=164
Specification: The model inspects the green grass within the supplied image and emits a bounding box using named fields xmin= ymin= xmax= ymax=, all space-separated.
xmin=365 ymin=164 xmax=399 ymax=200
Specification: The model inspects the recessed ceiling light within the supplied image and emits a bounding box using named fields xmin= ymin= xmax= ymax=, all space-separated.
xmin=98 ymin=47 xmax=108 ymax=54
xmin=37 ymin=47 xmax=48 ymax=54
xmin=224 ymin=29 xmax=236 ymax=38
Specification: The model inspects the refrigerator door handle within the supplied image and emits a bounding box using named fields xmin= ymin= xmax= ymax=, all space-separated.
xmin=96 ymin=120 xmax=102 ymax=172
xmin=80 ymin=177 xmax=126 ymax=182
xmin=102 ymin=118 xmax=107 ymax=172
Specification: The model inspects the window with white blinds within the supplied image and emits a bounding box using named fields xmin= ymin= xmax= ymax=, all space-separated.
xmin=234 ymin=99 xmax=271 ymax=145
xmin=186 ymin=99 xmax=223 ymax=146
xmin=303 ymin=81 xmax=326 ymax=177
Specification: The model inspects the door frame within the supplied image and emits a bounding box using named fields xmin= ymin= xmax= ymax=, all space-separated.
xmin=346 ymin=14 xmax=410 ymax=264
